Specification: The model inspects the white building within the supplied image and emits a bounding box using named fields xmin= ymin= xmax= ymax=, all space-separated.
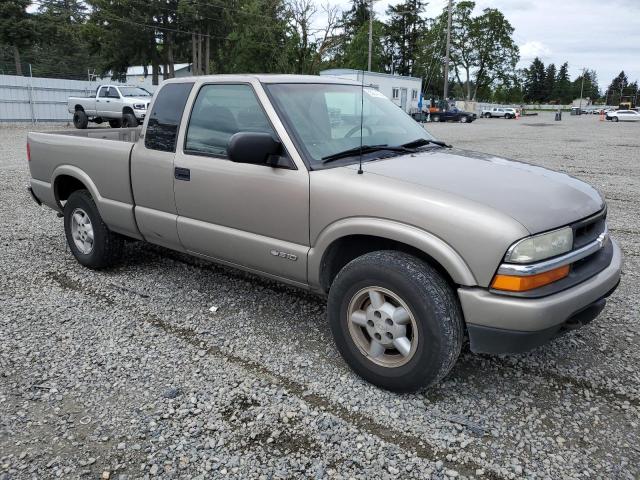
xmin=320 ymin=69 xmax=422 ymax=113
xmin=99 ymin=63 xmax=192 ymax=92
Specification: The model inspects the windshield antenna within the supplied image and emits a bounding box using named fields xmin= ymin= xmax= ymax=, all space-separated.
xmin=358 ymin=69 xmax=364 ymax=174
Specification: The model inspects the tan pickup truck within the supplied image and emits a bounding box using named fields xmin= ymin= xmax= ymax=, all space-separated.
xmin=27 ymin=75 xmax=622 ymax=392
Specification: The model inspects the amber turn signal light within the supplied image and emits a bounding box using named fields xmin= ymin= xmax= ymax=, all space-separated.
xmin=491 ymin=265 xmax=570 ymax=292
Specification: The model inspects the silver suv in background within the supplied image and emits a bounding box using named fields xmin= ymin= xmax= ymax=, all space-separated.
xmin=28 ymin=75 xmax=622 ymax=392
xmin=67 ymin=85 xmax=153 ymax=129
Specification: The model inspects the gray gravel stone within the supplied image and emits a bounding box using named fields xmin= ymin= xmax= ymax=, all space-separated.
xmin=0 ymin=116 xmax=639 ymax=479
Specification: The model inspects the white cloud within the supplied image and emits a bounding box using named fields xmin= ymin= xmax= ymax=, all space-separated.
xmin=519 ymin=41 xmax=552 ymax=61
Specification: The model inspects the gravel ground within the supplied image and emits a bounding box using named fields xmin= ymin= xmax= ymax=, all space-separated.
xmin=1 ymin=113 xmax=639 ymax=479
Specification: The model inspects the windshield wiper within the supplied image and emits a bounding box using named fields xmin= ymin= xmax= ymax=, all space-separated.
xmin=402 ymin=138 xmax=451 ymax=149
xmin=321 ymin=144 xmax=414 ymax=164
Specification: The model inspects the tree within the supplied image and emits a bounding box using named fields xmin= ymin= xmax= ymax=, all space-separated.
xmin=441 ymin=1 xmax=519 ymax=100
xmin=572 ymin=69 xmax=600 ymax=102
xmin=552 ymin=62 xmax=572 ymax=104
xmin=543 ymin=63 xmax=556 ymax=102
xmin=606 ymin=70 xmax=628 ymax=105
xmin=523 ymin=57 xmax=545 ymax=102
xmin=0 ymin=0 xmax=34 ymax=75
xmin=385 ymin=0 xmax=426 ymax=76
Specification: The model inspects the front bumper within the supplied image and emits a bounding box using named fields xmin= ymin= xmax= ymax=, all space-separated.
xmin=134 ymin=111 xmax=146 ymax=119
xmin=459 ymin=239 xmax=622 ymax=354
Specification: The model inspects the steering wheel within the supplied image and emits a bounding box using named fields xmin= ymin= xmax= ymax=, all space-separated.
xmin=345 ymin=125 xmax=372 ymax=138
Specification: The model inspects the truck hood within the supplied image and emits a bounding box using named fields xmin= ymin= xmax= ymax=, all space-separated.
xmin=346 ymin=147 xmax=604 ymax=234
xmin=124 ymin=96 xmax=151 ymax=105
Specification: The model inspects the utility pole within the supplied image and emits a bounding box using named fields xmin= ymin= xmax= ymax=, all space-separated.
xmin=578 ymin=67 xmax=586 ymax=113
xmin=367 ymin=0 xmax=373 ymax=72
xmin=442 ymin=0 xmax=453 ymax=103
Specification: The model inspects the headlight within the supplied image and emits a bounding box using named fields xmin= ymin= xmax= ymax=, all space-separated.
xmin=133 ymin=103 xmax=146 ymax=110
xmin=505 ymin=226 xmax=573 ymax=263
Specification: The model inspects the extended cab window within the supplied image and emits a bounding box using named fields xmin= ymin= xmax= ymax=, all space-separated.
xmin=145 ymin=82 xmax=194 ymax=152
xmin=185 ymin=84 xmax=274 ymax=157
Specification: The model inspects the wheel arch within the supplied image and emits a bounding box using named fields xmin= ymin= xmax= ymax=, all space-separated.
xmin=52 ymin=166 xmax=102 ymax=211
xmin=122 ymin=106 xmax=135 ymax=115
xmin=309 ymin=218 xmax=477 ymax=293
xmin=74 ymin=105 xmax=85 ymax=112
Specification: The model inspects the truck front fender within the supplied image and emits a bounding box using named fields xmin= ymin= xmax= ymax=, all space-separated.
xmin=308 ymin=217 xmax=477 ymax=289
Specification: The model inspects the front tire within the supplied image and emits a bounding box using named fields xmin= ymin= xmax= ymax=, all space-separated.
xmin=431 ymin=115 xmax=441 ymax=122
xmin=109 ymin=119 xmax=122 ymax=128
xmin=122 ymin=112 xmax=138 ymax=128
xmin=460 ymin=116 xmax=468 ymax=123
xmin=64 ymin=190 xmax=124 ymax=269
xmin=327 ymin=251 xmax=464 ymax=392
xmin=73 ymin=110 xmax=88 ymax=129
xmin=612 ymin=116 xmax=619 ymax=122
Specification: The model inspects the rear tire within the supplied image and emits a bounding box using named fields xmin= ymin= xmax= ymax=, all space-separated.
xmin=122 ymin=112 xmax=138 ymax=127
xmin=484 ymin=113 xmax=491 ymax=118
xmin=73 ymin=110 xmax=88 ymax=129
xmin=460 ymin=116 xmax=468 ymax=123
xmin=431 ymin=115 xmax=440 ymax=122
xmin=63 ymin=190 xmax=124 ymax=269
xmin=109 ymin=119 xmax=122 ymax=128
xmin=327 ymin=251 xmax=464 ymax=392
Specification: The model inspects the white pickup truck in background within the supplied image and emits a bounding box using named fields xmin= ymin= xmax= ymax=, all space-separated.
xmin=67 ymin=85 xmax=153 ymax=129
xmin=482 ymin=107 xmax=517 ymax=119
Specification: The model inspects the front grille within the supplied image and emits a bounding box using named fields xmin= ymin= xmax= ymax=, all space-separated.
xmin=572 ymin=207 xmax=606 ymax=249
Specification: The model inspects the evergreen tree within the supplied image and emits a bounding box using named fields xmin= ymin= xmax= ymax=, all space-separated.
xmin=543 ymin=63 xmax=556 ymax=102
xmin=606 ymin=71 xmax=628 ymax=105
xmin=553 ymin=62 xmax=572 ymax=103
xmin=523 ymin=57 xmax=545 ymax=102
xmin=385 ymin=0 xmax=426 ymax=76
xmin=0 ymin=0 xmax=34 ymax=75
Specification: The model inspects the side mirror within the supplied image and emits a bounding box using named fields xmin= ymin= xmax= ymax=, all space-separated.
xmin=228 ymin=132 xmax=285 ymax=167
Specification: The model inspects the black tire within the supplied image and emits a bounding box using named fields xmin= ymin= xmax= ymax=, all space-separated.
xmin=73 ymin=110 xmax=88 ymax=129
xmin=431 ymin=115 xmax=440 ymax=122
xmin=484 ymin=113 xmax=491 ymax=118
xmin=460 ymin=115 xmax=468 ymax=123
xmin=109 ymin=119 xmax=122 ymax=128
xmin=327 ymin=251 xmax=464 ymax=392
xmin=63 ymin=190 xmax=124 ymax=269
xmin=505 ymin=113 xmax=511 ymax=119
xmin=612 ymin=116 xmax=619 ymax=122
xmin=122 ymin=112 xmax=138 ymax=127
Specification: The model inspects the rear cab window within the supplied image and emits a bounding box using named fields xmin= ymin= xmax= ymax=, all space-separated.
xmin=145 ymin=82 xmax=194 ymax=152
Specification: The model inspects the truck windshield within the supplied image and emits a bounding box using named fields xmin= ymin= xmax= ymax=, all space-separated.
xmin=119 ymin=87 xmax=152 ymax=97
xmin=265 ymin=83 xmax=435 ymax=167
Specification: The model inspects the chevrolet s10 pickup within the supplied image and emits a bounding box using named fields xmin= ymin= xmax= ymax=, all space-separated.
xmin=27 ymin=75 xmax=622 ymax=391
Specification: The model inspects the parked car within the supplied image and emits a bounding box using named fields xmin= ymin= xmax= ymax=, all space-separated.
xmin=482 ymin=107 xmax=517 ymax=119
xmin=606 ymin=110 xmax=640 ymax=122
xmin=67 ymin=85 xmax=153 ymax=129
xmin=28 ymin=75 xmax=621 ymax=392
xmin=430 ymin=107 xmax=475 ymax=123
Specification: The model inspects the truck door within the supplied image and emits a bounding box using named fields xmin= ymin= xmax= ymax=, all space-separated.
xmin=130 ymin=82 xmax=194 ymax=250
xmin=105 ymin=87 xmax=122 ymax=117
xmin=96 ymin=86 xmax=109 ymax=116
xmin=172 ymin=82 xmax=309 ymax=285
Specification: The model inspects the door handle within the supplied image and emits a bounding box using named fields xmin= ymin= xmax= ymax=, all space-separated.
xmin=174 ymin=167 xmax=191 ymax=181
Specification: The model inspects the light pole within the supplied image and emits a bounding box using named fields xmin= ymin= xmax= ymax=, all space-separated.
xmin=368 ymin=0 xmax=374 ymax=72
xmin=442 ymin=0 xmax=453 ymax=103
xmin=578 ymin=67 xmax=586 ymax=114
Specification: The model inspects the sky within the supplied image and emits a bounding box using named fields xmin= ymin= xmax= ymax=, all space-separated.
xmin=320 ymin=0 xmax=640 ymax=92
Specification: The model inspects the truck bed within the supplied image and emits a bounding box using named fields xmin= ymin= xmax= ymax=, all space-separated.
xmin=27 ymin=127 xmax=142 ymax=238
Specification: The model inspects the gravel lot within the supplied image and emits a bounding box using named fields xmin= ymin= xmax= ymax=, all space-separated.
xmin=1 ymin=113 xmax=639 ymax=479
